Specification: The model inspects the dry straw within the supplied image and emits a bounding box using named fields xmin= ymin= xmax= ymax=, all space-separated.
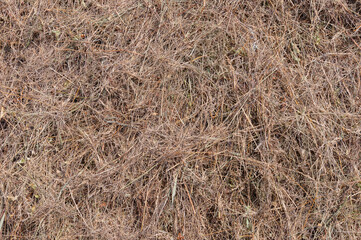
xmin=0 ymin=0 xmax=360 ymax=239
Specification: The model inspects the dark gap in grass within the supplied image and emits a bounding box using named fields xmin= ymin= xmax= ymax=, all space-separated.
xmin=79 ymin=153 xmax=97 ymax=171
xmin=2 ymin=43 xmax=12 ymax=61
xmin=0 ymin=118 xmax=8 ymax=130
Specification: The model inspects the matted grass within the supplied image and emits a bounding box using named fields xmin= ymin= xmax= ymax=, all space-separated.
xmin=0 ymin=0 xmax=360 ymax=239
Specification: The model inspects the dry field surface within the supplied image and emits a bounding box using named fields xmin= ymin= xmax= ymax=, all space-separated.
xmin=0 ymin=0 xmax=361 ymax=239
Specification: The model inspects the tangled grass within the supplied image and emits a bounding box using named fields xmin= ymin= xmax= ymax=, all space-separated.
xmin=0 ymin=0 xmax=360 ymax=239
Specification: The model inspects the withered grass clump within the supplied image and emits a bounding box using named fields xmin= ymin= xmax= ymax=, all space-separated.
xmin=0 ymin=0 xmax=360 ymax=239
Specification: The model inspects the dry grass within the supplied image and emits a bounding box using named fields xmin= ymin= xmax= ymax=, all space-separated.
xmin=0 ymin=0 xmax=361 ymax=239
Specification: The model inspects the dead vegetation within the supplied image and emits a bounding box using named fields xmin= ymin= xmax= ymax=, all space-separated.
xmin=0 ymin=0 xmax=360 ymax=239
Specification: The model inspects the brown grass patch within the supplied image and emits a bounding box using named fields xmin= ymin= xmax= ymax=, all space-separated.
xmin=0 ymin=0 xmax=360 ymax=239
